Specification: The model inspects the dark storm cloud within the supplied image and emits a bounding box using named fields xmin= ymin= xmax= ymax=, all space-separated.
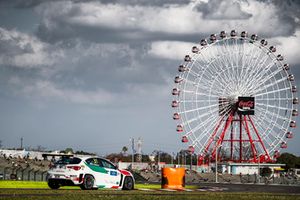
xmin=0 ymin=26 xmax=174 ymax=106
xmin=37 ymin=22 xmax=205 ymax=44
xmin=0 ymin=27 xmax=62 ymax=68
xmin=33 ymin=0 xmax=197 ymax=44
xmin=195 ymin=0 xmax=253 ymax=20
xmin=267 ymin=0 xmax=300 ymax=34
xmin=31 ymin=0 xmax=300 ymax=47
xmin=13 ymin=0 xmax=191 ymax=8
xmin=48 ymin=41 xmax=171 ymax=93
xmin=97 ymin=0 xmax=191 ymax=6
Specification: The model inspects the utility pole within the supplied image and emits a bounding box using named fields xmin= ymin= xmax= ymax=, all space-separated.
xmin=136 ymin=137 xmax=142 ymax=162
xmin=20 ymin=137 xmax=23 ymax=149
xmin=258 ymin=155 xmax=260 ymax=184
xmin=171 ymin=152 xmax=175 ymax=165
xmin=215 ymin=145 xmax=222 ymax=183
xmin=130 ymin=138 xmax=135 ymax=168
xmin=208 ymin=154 xmax=211 ymax=173
xmin=190 ymin=153 xmax=193 ymax=170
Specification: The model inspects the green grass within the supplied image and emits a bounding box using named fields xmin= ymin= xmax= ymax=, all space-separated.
xmin=0 ymin=181 xmax=299 ymax=200
xmin=0 ymin=189 xmax=299 ymax=200
xmin=0 ymin=180 xmax=49 ymax=188
xmin=0 ymin=180 xmax=197 ymax=190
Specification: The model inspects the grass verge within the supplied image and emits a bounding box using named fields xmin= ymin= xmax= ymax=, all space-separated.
xmin=0 ymin=180 xmax=197 ymax=190
xmin=0 ymin=181 xmax=299 ymax=200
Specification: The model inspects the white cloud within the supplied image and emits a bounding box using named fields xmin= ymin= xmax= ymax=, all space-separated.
xmin=149 ymin=41 xmax=195 ymax=60
xmin=36 ymin=0 xmax=298 ymax=43
xmin=197 ymin=0 xmax=252 ymax=20
xmin=0 ymin=27 xmax=63 ymax=68
xmin=269 ymin=29 xmax=300 ymax=65
xmin=38 ymin=1 xmax=204 ymax=35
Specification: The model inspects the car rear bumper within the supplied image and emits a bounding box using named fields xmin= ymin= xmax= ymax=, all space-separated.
xmin=47 ymin=173 xmax=83 ymax=186
xmin=48 ymin=178 xmax=76 ymax=186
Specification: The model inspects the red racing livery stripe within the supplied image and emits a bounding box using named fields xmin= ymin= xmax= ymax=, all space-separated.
xmin=119 ymin=169 xmax=131 ymax=176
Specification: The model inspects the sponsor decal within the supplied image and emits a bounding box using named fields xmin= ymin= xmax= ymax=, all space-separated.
xmin=110 ymin=171 xmax=118 ymax=176
xmin=237 ymin=97 xmax=255 ymax=115
xmin=238 ymin=101 xmax=254 ymax=108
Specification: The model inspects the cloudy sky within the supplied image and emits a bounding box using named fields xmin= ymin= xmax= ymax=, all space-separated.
xmin=0 ymin=0 xmax=299 ymax=156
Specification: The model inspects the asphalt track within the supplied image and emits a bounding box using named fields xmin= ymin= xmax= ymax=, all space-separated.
xmin=198 ymin=182 xmax=300 ymax=194
xmin=0 ymin=183 xmax=299 ymax=195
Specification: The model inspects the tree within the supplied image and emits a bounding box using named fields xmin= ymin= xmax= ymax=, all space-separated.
xmin=75 ymin=150 xmax=95 ymax=155
xmin=261 ymin=167 xmax=272 ymax=177
xmin=64 ymin=148 xmax=74 ymax=154
xmin=276 ymin=152 xmax=300 ymax=170
xmin=122 ymin=146 xmax=128 ymax=155
xmin=36 ymin=145 xmax=46 ymax=151
xmin=152 ymin=150 xmax=173 ymax=164
xmin=106 ymin=153 xmax=131 ymax=162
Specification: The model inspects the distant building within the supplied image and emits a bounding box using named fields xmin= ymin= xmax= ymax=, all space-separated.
xmin=219 ymin=162 xmax=285 ymax=175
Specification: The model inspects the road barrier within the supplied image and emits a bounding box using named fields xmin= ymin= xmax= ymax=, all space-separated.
xmin=161 ymin=167 xmax=185 ymax=190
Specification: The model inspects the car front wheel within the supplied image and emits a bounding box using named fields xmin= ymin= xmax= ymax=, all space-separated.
xmin=122 ymin=176 xmax=134 ymax=190
xmin=81 ymin=174 xmax=95 ymax=190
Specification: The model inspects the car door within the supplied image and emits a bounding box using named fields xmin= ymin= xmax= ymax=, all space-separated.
xmin=100 ymin=159 xmax=122 ymax=188
xmin=84 ymin=158 xmax=108 ymax=188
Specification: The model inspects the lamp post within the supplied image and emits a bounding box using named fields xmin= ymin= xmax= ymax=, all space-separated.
xmin=157 ymin=151 xmax=160 ymax=163
xmin=190 ymin=153 xmax=193 ymax=170
xmin=215 ymin=145 xmax=222 ymax=183
xmin=130 ymin=138 xmax=135 ymax=169
xmin=208 ymin=154 xmax=211 ymax=173
xmin=257 ymin=155 xmax=260 ymax=184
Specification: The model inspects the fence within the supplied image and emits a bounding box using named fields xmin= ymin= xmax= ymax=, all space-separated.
xmin=0 ymin=167 xmax=48 ymax=181
xmin=217 ymin=173 xmax=300 ymax=185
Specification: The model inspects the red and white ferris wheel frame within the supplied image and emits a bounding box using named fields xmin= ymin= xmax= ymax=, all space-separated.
xmin=172 ymin=30 xmax=298 ymax=163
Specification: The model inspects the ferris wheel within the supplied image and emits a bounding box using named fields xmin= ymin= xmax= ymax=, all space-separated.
xmin=172 ymin=30 xmax=298 ymax=163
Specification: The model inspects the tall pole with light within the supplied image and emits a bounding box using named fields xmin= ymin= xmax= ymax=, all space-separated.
xmin=215 ymin=144 xmax=222 ymax=183
xmin=257 ymin=155 xmax=260 ymax=184
xmin=130 ymin=138 xmax=135 ymax=169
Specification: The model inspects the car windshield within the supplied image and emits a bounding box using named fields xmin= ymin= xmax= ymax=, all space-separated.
xmin=55 ymin=157 xmax=81 ymax=165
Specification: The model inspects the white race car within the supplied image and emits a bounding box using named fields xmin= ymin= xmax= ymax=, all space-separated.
xmin=47 ymin=156 xmax=134 ymax=190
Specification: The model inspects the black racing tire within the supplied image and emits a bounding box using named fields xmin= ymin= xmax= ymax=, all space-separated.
xmin=81 ymin=174 xmax=95 ymax=190
xmin=48 ymin=180 xmax=60 ymax=189
xmin=122 ymin=176 xmax=134 ymax=190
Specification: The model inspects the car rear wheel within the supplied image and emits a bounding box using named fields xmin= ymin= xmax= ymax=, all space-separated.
xmin=48 ymin=180 xmax=60 ymax=189
xmin=81 ymin=174 xmax=95 ymax=190
xmin=122 ymin=177 xmax=134 ymax=190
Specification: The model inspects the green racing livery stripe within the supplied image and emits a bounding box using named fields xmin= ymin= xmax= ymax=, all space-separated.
xmin=84 ymin=162 xmax=108 ymax=174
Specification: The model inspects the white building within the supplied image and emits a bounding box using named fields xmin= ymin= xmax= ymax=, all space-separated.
xmin=220 ymin=162 xmax=285 ymax=175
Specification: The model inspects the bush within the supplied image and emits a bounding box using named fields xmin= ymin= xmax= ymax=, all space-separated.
xmin=260 ymin=167 xmax=272 ymax=177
